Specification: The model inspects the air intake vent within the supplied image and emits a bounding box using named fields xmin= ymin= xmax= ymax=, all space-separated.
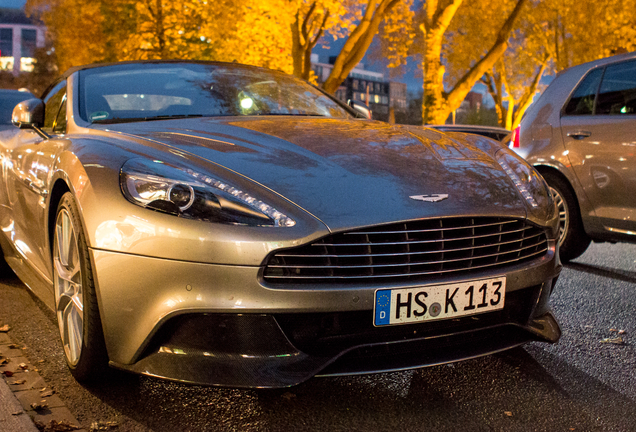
xmin=264 ymin=217 xmax=549 ymax=283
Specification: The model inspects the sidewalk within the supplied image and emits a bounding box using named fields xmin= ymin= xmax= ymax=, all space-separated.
xmin=0 ymin=330 xmax=38 ymax=432
xmin=0 ymin=328 xmax=85 ymax=432
xmin=0 ymin=375 xmax=38 ymax=432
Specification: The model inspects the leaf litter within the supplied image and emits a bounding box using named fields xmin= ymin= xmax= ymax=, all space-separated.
xmin=35 ymin=419 xmax=80 ymax=431
xmin=90 ymin=420 xmax=119 ymax=430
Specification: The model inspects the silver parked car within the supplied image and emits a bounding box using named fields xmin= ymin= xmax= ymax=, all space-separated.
xmin=0 ymin=61 xmax=561 ymax=388
xmin=511 ymin=52 xmax=636 ymax=261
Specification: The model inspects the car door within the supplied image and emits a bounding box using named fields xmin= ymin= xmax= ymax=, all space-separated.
xmin=560 ymin=60 xmax=636 ymax=235
xmin=7 ymin=80 xmax=68 ymax=276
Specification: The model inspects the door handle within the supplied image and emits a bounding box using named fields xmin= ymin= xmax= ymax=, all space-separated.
xmin=567 ymin=130 xmax=591 ymax=140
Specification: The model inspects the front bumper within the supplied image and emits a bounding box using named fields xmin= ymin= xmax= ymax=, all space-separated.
xmin=91 ymin=244 xmax=561 ymax=388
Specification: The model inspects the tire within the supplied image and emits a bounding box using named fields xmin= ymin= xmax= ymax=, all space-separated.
xmin=541 ymin=171 xmax=591 ymax=262
xmin=53 ymin=192 xmax=109 ymax=381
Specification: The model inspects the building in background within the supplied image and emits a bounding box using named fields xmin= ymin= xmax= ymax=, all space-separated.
xmin=389 ymin=81 xmax=407 ymax=112
xmin=311 ymin=54 xmax=406 ymax=122
xmin=0 ymin=8 xmax=45 ymax=75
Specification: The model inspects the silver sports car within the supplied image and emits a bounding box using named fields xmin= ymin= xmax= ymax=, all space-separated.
xmin=0 ymin=61 xmax=561 ymax=388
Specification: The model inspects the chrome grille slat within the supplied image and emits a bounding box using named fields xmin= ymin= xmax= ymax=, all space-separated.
xmin=341 ymin=219 xmax=517 ymax=235
xmin=267 ymin=238 xmax=547 ymax=270
xmin=265 ymin=248 xmax=548 ymax=280
xmin=314 ymin=226 xmax=534 ymax=247
xmin=263 ymin=217 xmax=550 ymax=284
xmin=274 ymin=231 xmax=544 ymax=258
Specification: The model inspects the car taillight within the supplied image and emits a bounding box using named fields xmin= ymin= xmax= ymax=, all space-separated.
xmin=509 ymin=126 xmax=520 ymax=149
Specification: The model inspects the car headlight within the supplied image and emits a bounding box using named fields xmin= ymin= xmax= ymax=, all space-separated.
xmin=495 ymin=149 xmax=554 ymax=214
xmin=120 ymin=159 xmax=295 ymax=227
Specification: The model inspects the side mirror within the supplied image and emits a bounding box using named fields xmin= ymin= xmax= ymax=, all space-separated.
xmin=12 ymin=98 xmax=45 ymax=129
xmin=348 ymin=100 xmax=372 ymax=120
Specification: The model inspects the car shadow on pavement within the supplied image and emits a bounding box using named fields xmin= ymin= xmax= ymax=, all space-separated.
xmin=79 ymin=344 xmax=636 ymax=432
xmin=566 ymin=261 xmax=636 ymax=284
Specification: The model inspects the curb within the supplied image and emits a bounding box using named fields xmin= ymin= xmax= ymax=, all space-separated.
xmin=0 ymin=330 xmax=87 ymax=432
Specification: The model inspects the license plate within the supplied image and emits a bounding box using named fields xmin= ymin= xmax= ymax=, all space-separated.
xmin=374 ymin=277 xmax=505 ymax=326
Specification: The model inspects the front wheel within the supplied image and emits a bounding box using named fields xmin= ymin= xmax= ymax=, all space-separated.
xmin=53 ymin=192 xmax=108 ymax=381
xmin=541 ymin=172 xmax=591 ymax=262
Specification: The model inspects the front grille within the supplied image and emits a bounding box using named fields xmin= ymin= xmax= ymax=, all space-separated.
xmin=263 ymin=217 xmax=549 ymax=283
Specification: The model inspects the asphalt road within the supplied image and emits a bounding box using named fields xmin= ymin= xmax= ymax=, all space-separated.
xmin=0 ymin=242 xmax=635 ymax=432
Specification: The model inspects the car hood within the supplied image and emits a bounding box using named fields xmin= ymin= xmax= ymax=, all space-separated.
xmin=101 ymin=117 xmax=527 ymax=231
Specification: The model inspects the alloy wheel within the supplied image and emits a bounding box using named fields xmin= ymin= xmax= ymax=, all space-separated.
xmin=53 ymin=208 xmax=84 ymax=366
xmin=549 ymin=185 xmax=569 ymax=248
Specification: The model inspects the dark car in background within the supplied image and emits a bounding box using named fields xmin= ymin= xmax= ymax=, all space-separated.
xmin=511 ymin=51 xmax=636 ymax=261
xmin=0 ymin=89 xmax=35 ymax=130
xmin=429 ymin=124 xmax=511 ymax=142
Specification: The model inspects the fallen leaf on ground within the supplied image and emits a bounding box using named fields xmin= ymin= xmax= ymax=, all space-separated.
xmin=90 ymin=420 xmax=119 ymax=430
xmin=8 ymin=343 xmax=18 ymax=349
xmin=618 ymin=330 xmax=626 ymax=335
xmin=600 ymin=337 xmax=625 ymax=345
xmin=0 ymin=324 xmax=10 ymax=332
xmin=10 ymin=379 xmax=27 ymax=385
xmin=18 ymin=363 xmax=28 ymax=370
xmin=504 ymin=411 xmax=513 ymax=417
xmin=31 ymin=400 xmax=48 ymax=411
xmin=35 ymin=419 xmax=80 ymax=431
xmin=40 ymin=388 xmax=55 ymax=397
xmin=12 ymin=411 xmax=23 ymax=416
xmin=0 ymin=357 xmax=9 ymax=366
xmin=2 ymin=370 xmax=14 ymax=377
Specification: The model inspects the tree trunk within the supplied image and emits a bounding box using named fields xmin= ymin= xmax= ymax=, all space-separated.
xmin=322 ymin=0 xmax=399 ymax=93
xmin=511 ymin=62 xmax=547 ymax=129
xmin=155 ymin=0 xmax=166 ymax=58
xmin=422 ymin=27 xmax=448 ymax=124
xmin=291 ymin=3 xmax=328 ymax=81
xmin=420 ymin=0 xmax=464 ymax=124
xmin=291 ymin=11 xmax=303 ymax=78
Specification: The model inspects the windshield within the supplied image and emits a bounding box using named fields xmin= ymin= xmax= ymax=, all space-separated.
xmin=0 ymin=91 xmax=34 ymax=125
xmin=78 ymin=63 xmax=351 ymax=124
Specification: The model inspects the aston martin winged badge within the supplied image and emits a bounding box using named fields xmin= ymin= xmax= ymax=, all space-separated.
xmin=409 ymin=194 xmax=449 ymax=202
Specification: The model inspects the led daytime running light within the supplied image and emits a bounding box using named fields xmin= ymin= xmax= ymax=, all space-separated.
xmin=184 ymin=169 xmax=296 ymax=227
xmin=497 ymin=156 xmax=538 ymax=208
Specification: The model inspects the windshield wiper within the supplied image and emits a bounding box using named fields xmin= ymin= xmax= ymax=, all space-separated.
xmin=92 ymin=114 xmax=204 ymax=124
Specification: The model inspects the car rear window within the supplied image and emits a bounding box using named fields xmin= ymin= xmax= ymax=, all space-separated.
xmin=596 ymin=60 xmax=636 ymax=115
xmin=563 ymin=68 xmax=603 ymax=116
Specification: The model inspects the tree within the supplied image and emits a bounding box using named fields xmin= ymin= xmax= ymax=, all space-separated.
xmin=482 ymin=60 xmax=547 ymax=130
xmin=415 ymin=0 xmax=528 ymax=125
xmin=545 ymin=0 xmax=636 ymax=71
xmin=477 ymin=0 xmax=636 ymax=129
xmin=290 ymin=0 xmax=361 ymax=81
xmin=27 ymin=0 xmax=110 ymax=72
xmin=322 ymin=0 xmax=403 ymax=93
xmin=465 ymin=0 xmax=555 ymax=129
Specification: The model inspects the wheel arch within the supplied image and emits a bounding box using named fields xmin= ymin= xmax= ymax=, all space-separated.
xmin=47 ymin=179 xmax=72 ymax=257
xmin=534 ymin=166 xmax=580 ymax=206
